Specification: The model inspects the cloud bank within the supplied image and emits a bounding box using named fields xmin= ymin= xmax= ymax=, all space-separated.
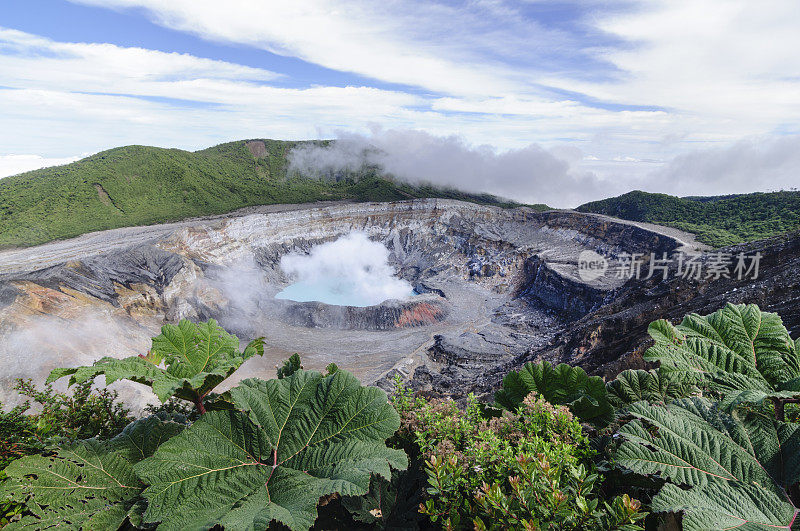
xmin=643 ymin=135 xmax=800 ymax=197
xmin=289 ymin=130 xmax=800 ymax=207
xmin=288 ymin=129 xmax=616 ymax=207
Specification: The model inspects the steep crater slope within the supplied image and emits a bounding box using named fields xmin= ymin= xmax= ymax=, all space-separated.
xmin=424 ymin=230 xmax=800 ymax=401
xmin=0 ymin=199 xmax=692 ymax=408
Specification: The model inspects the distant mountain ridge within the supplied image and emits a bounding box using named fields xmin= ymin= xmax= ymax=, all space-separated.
xmin=0 ymin=139 xmax=538 ymax=249
xmin=577 ymin=190 xmax=800 ymax=247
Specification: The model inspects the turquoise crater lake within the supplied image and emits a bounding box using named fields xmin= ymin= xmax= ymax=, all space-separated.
xmin=275 ymin=277 xmax=414 ymax=307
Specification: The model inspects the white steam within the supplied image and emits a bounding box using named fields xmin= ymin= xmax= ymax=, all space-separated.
xmin=288 ymin=128 xmax=610 ymax=208
xmin=276 ymin=232 xmax=413 ymax=307
xmin=0 ymin=310 xmax=158 ymax=410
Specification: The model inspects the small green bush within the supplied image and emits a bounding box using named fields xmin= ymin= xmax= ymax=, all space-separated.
xmin=0 ymin=379 xmax=132 ymax=528
xmin=392 ymin=381 xmax=646 ymax=530
xmin=0 ymin=379 xmax=132 ymax=470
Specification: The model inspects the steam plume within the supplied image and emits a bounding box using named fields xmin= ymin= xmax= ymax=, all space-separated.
xmin=277 ymin=232 xmax=413 ymax=307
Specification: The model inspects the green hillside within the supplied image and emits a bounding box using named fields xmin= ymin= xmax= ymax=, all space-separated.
xmin=0 ymin=139 xmax=542 ymax=248
xmin=577 ymin=190 xmax=800 ymax=247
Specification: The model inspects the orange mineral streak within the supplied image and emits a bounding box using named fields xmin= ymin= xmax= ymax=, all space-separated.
xmin=395 ymin=302 xmax=444 ymax=328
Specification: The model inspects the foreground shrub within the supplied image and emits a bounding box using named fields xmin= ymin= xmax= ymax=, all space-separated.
xmin=494 ymin=361 xmax=614 ymax=426
xmin=645 ymin=302 xmax=800 ymax=415
xmin=612 ymin=303 xmax=800 ymax=530
xmin=0 ymin=379 xmax=132 ymax=470
xmin=3 ymin=367 xmax=406 ymax=530
xmin=1 ymin=413 xmax=186 ymax=530
xmin=394 ymin=382 xmax=646 ymax=530
xmin=605 ymin=368 xmax=695 ymax=408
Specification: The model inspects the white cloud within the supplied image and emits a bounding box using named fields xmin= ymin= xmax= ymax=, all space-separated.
xmin=0 ymin=154 xmax=84 ymax=178
xmin=642 ymin=135 xmax=800 ymax=197
xmin=69 ymin=0 xmax=566 ymax=97
xmin=288 ymin=128 xmax=617 ymax=207
xmin=546 ymin=0 xmax=800 ymax=140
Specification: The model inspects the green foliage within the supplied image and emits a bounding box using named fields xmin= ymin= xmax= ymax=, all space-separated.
xmin=277 ymin=353 xmax=303 ymax=379
xmin=616 ymin=398 xmax=800 ymax=530
xmin=393 ymin=382 xmax=645 ymax=530
xmin=577 ymin=189 xmax=800 ymax=247
xmin=473 ymin=462 xmax=646 ymax=531
xmin=0 ymin=140 xmax=536 ymax=248
xmin=494 ymin=361 xmax=614 ymax=426
xmin=0 ymin=489 xmax=24 ymax=528
xmin=0 ymin=413 xmax=185 ymax=530
xmin=341 ymin=468 xmax=423 ymax=529
xmin=47 ymin=319 xmax=264 ymax=413
xmin=135 ymin=370 xmax=407 ymax=531
xmin=644 ymin=303 xmax=800 ymax=412
xmin=605 ymin=368 xmax=695 ymax=408
xmin=0 ymin=379 xmax=132 ymax=470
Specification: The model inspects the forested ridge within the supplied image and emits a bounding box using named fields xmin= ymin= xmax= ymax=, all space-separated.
xmin=578 ymin=189 xmax=800 ymax=247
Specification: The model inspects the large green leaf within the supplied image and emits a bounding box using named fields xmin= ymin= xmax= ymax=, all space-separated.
xmin=494 ymin=360 xmax=613 ymax=425
xmin=48 ymin=319 xmax=264 ymax=403
xmin=653 ymin=480 xmax=797 ymax=531
xmin=616 ymin=398 xmax=800 ymax=530
xmin=644 ymin=303 xmax=800 ymax=409
xmin=0 ymin=414 xmax=185 ymax=530
xmin=605 ymin=368 xmax=695 ymax=408
xmin=134 ymin=369 xmax=408 ymax=531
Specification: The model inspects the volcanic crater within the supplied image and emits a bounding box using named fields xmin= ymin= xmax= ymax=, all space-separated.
xmin=0 ymin=199 xmax=702 ymax=408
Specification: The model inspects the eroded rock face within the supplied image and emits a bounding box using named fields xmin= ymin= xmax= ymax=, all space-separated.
xmin=413 ymin=231 xmax=800 ymax=400
xmin=279 ymin=295 xmax=447 ymax=330
xmin=0 ymin=199 xmax=699 ymax=409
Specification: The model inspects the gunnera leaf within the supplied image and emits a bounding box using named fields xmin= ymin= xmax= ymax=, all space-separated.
xmin=0 ymin=414 xmax=185 ymax=530
xmin=616 ymin=397 xmax=800 ymax=530
xmin=47 ymin=319 xmax=264 ymax=404
xmin=494 ymin=360 xmax=613 ymax=425
xmin=605 ymin=368 xmax=695 ymax=408
xmin=644 ymin=303 xmax=800 ymax=410
xmin=134 ymin=369 xmax=408 ymax=531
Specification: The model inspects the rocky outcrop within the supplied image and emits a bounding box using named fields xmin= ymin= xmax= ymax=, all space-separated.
xmin=279 ymin=295 xmax=447 ymax=330
xmin=411 ymin=230 xmax=800 ymax=400
xmin=537 ymin=231 xmax=800 ymax=378
xmin=516 ymin=256 xmax=607 ymax=318
xmin=4 ymin=245 xmax=186 ymax=305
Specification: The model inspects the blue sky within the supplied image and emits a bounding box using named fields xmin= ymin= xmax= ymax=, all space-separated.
xmin=0 ymin=0 xmax=798 ymax=206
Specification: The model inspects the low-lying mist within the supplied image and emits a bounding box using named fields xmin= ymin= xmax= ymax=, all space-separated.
xmin=287 ymin=128 xmax=610 ymax=208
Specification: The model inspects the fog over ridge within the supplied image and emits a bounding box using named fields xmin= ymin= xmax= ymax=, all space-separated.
xmin=288 ymin=129 xmax=800 ymax=207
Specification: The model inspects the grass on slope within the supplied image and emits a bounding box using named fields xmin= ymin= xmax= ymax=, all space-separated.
xmin=577 ymin=190 xmax=800 ymax=247
xmin=0 ymin=139 xmax=545 ymax=249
